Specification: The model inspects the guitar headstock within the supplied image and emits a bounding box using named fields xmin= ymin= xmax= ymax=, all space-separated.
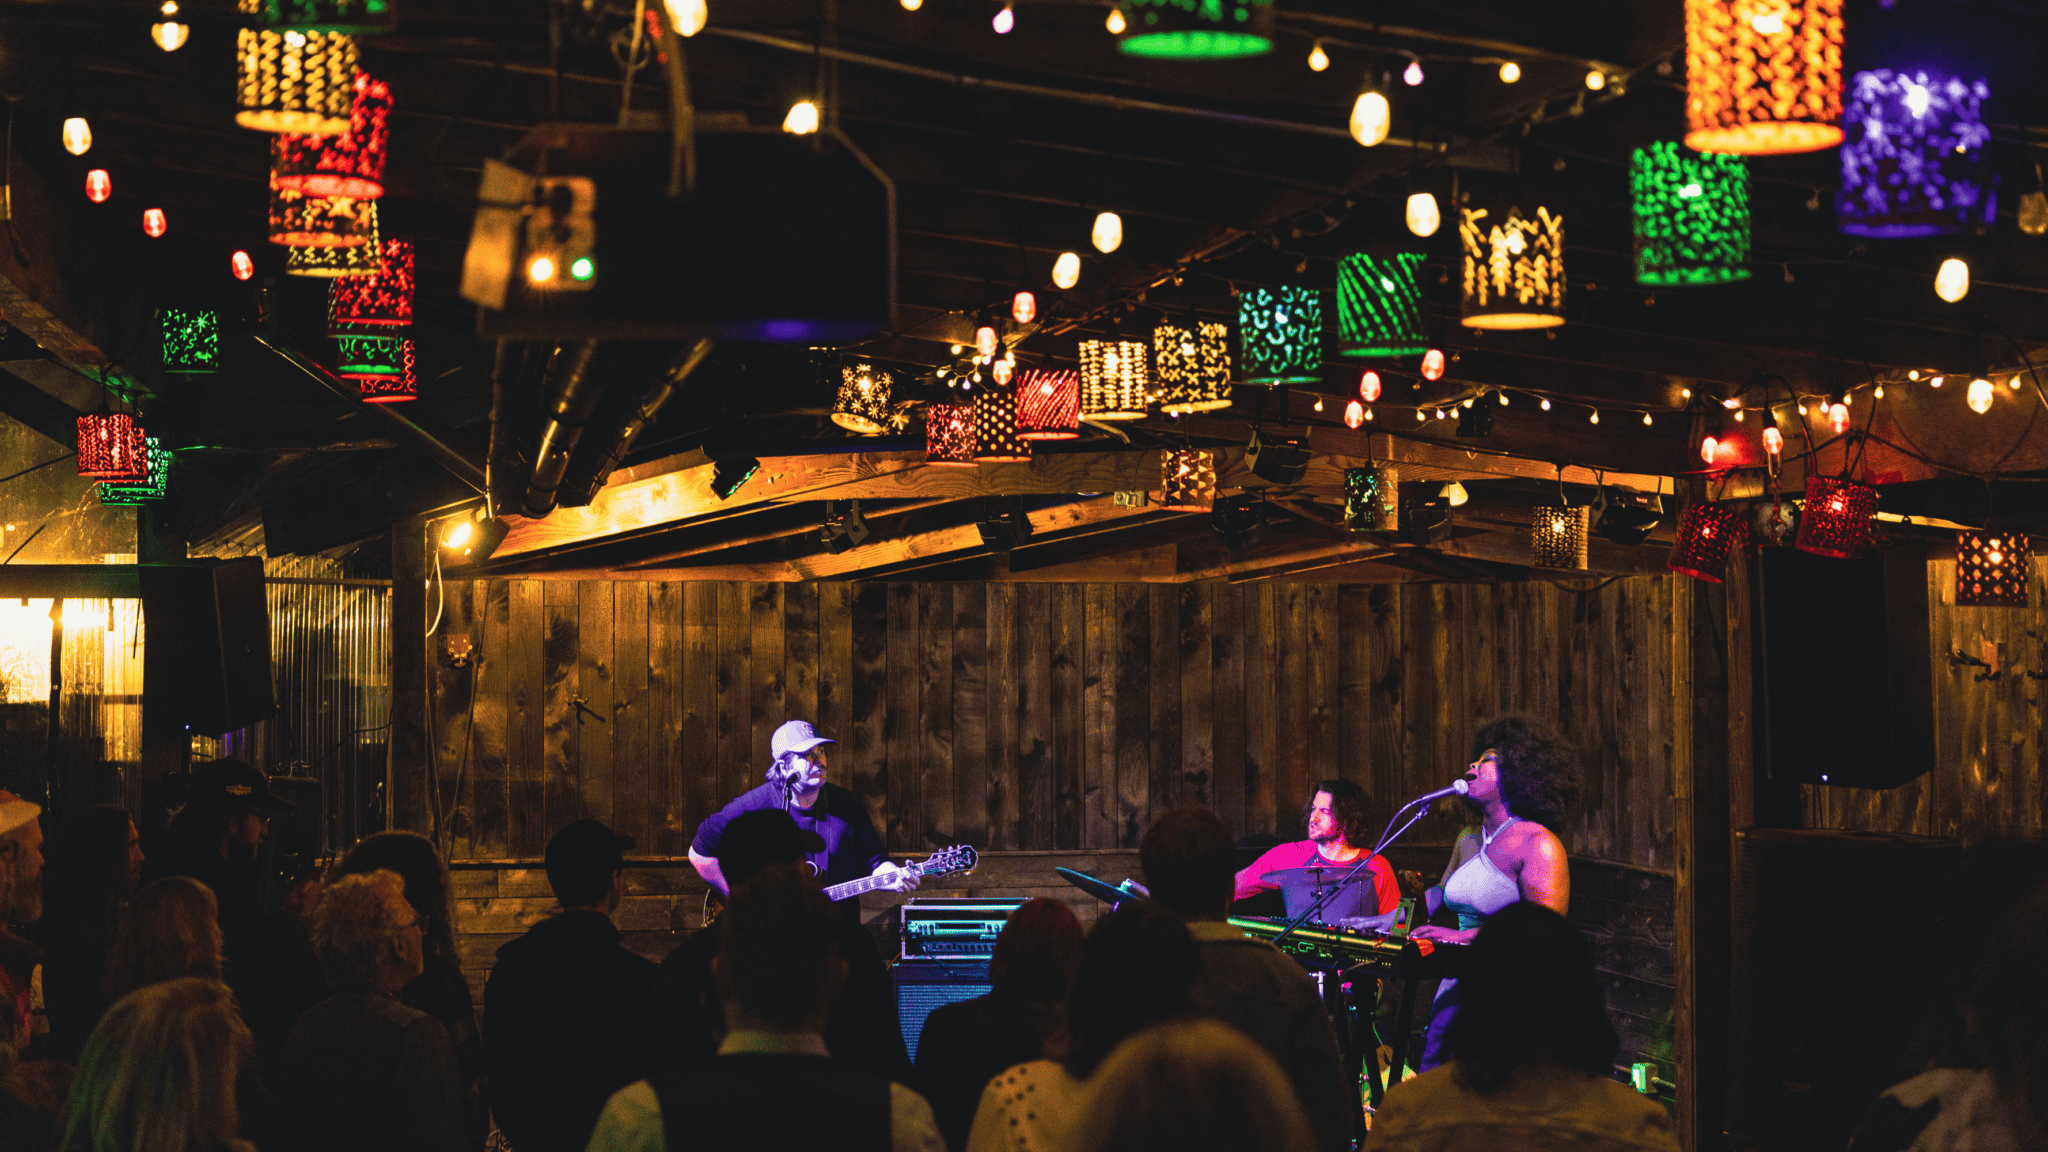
xmin=918 ymin=843 xmax=978 ymax=879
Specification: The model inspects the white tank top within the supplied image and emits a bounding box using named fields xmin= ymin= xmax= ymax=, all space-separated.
xmin=1441 ymin=818 xmax=1522 ymax=931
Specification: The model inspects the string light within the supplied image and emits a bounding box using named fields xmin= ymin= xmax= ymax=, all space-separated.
xmin=231 ymin=250 xmax=255 ymax=280
xmin=1934 ymin=257 xmax=1970 ymax=302
xmin=1344 ymin=400 xmax=1364 ymax=428
xmin=1415 ymin=409 xmax=1426 ymax=422
xmin=1642 ymin=412 xmax=1654 ymax=426
xmin=975 ymin=325 xmax=999 ymax=358
xmin=152 ymin=2 xmax=188 ymax=51
xmin=782 ymin=101 xmax=820 ymax=135
xmin=902 ymin=0 xmax=923 ymax=8
xmin=1498 ymin=391 xmax=1509 ymax=406
xmin=1499 ymin=61 xmax=1521 ymax=83
xmin=1762 ymin=426 xmax=1782 ymax=456
xmin=1968 ymin=376 xmax=1994 ymax=414
xmin=1420 ymin=348 xmax=1446 ymax=380
xmin=1350 ymin=90 xmax=1390 ymax=148
xmin=1908 ymin=370 xmax=1921 ymax=380
xmin=1359 ymin=370 xmax=1381 ymax=402
xmin=1828 ymin=401 xmax=1849 ymax=433
xmin=662 ymin=0 xmax=706 ymax=35
xmin=1406 ymin=192 xmax=1441 ymax=237
xmin=1308 ymin=41 xmax=1328 ymax=71
xmin=1011 ymin=291 xmax=1036 ymax=325
xmin=993 ymin=5 xmax=1014 ymax=34
xmin=1733 ymin=409 xmax=1745 ymax=422
xmin=85 ymin=170 xmax=111 ymax=203
xmin=1091 ymin=211 xmax=1123 ymax=254
xmin=143 ymin=208 xmax=167 ymax=237
xmin=1585 ymin=70 xmax=1606 ymax=90
xmin=1931 ymin=375 xmax=1945 ymax=388
xmin=1874 ymin=383 xmax=1884 ymax=399
xmin=2012 ymin=375 xmax=2025 ymax=391
xmin=1540 ymin=398 xmax=1552 ymax=410
xmin=1403 ymin=59 xmax=1424 ymax=86
xmin=1590 ymin=409 xmax=1600 ymax=424
xmin=1106 ymin=6 xmax=1124 ymax=33
xmin=1052 ymin=252 xmax=1081 ymax=289
xmin=1313 ymin=397 xmax=1324 ymax=412
xmin=1701 ymin=435 xmax=1719 ymax=463
xmin=62 ymin=117 xmax=92 ymax=155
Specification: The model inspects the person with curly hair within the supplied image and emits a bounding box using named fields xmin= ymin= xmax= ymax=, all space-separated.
xmin=56 ymin=977 xmax=256 ymax=1152
xmin=1410 ymin=715 xmax=1578 ymax=1071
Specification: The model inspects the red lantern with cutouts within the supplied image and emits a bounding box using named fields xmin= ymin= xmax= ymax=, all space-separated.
xmin=1955 ymin=530 xmax=2030 ymax=608
xmin=271 ymin=71 xmax=391 ymax=199
xmin=327 ymin=237 xmax=414 ymax=329
xmin=1796 ymin=475 xmax=1878 ymax=559
xmin=924 ymin=403 xmax=978 ymax=467
xmin=76 ymin=414 xmax=148 ymax=480
xmin=1667 ymin=503 xmax=1747 ymax=582
xmin=1016 ymin=370 xmax=1080 ymax=440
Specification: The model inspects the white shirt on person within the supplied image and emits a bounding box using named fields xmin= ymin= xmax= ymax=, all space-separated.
xmin=963 ymin=1059 xmax=1087 ymax=1152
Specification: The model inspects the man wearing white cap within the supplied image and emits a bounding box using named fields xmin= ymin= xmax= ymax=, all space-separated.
xmin=0 ymin=790 xmax=45 ymax=1054
xmin=688 ymin=721 xmax=919 ymax=902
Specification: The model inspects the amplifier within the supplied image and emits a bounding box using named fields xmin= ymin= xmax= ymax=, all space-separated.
xmin=894 ymin=958 xmax=993 ymax=1064
xmin=899 ymin=899 xmax=1024 ymax=959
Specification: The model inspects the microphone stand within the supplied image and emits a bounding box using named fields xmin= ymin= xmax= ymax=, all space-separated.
xmin=1267 ymin=789 xmax=1453 ymax=949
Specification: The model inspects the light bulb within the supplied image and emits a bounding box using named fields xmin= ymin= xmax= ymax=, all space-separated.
xmin=1700 ymin=436 xmax=1719 ymax=464
xmin=152 ymin=11 xmax=189 ymax=52
xmin=1585 ymin=70 xmax=1606 ymax=91
xmin=1307 ymin=41 xmax=1328 ymax=72
xmin=1934 ymin=258 xmax=1970 ymax=303
xmin=1499 ymin=61 xmax=1521 ymax=84
xmin=1052 ymin=251 xmax=1081 ymax=289
xmin=1498 ymin=391 xmax=1509 ymax=406
xmin=1403 ymin=59 xmax=1424 ymax=86
xmin=1908 ymin=370 xmax=1921 ymax=381
xmin=993 ymin=5 xmax=1013 ymax=33
xmin=1420 ymin=348 xmax=1445 ymax=380
xmin=993 ymin=357 xmax=1014 ymax=386
xmin=1441 ymin=482 xmax=1469 ymax=506
xmin=529 ymin=255 xmax=557 ymax=282
xmin=1733 ymin=409 xmax=1745 ymax=422
xmin=902 ymin=0 xmax=922 ymax=8
xmin=1349 ymin=91 xmax=1390 ymax=148
xmin=1091 ymin=211 xmax=1123 ymax=254
xmin=85 ymin=169 xmax=111 ymax=203
xmin=1359 ymin=370 xmax=1381 ymax=402
xmin=1590 ymin=410 xmax=1599 ymax=424
xmin=1313 ymin=397 xmax=1324 ymax=412
xmin=782 ymin=101 xmax=820 ymax=135
xmin=663 ymin=0 xmax=707 ymax=35
xmin=1762 ymin=427 xmax=1782 ymax=456
xmin=1405 ymin=192 xmax=1440 ymax=237
xmin=1874 ymin=384 xmax=1885 ymax=399
xmin=2012 ymin=375 xmax=2026 ymax=391
xmin=231 ymin=250 xmax=254 ymax=280
xmin=1968 ymin=377 xmax=1994 ymax=414
xmin=1012 ymin=291 xmax=1036 ymax=324
xmin=443 ymin=520 xmax=475 ymax=549
xmin=142 ymin=208 xmax=166 ymax=237
xmin=1722 ymin=397 xmax=1742 ymax=409
xmin=1416 ymin=409 xmax=1427 ymax=422
xmin=1106 ymin=6 xmax=1124 ymax=32
xmin=1642 ymin=412 xmax=1654 ymax=426
xmin=975 ymin=325 xmax=999 ymax=358
xmin=1828 ymin=402 xmax=1849 ymax=434
xmin=1540 ymin=398 xmax=1552 ymax=411
xmin=62 ymin=117 xmax=91 ymax=156
xmin=1344 ymin=400 xmax=1364 ymax=429
xmin=1931 ymin=375 xmax=1945 ymax=388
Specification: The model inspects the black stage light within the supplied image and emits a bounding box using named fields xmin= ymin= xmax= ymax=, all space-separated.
xmin=1211 ymin=494 xmax=1267 ymax=551
xmin=1456 ymin=402 xmax=1494 ymax=438
xmin=711 ymin=457 xmax=760 ymax=500
xmin=439 ymin=514 xmax=511 ymax=565
xmin=819 ymin=500 xmax=872 ymax=553
xmin=1399 ymin=488 xmax=1454 ymax=546
xmin=977 ymin=498 xmax=1035 ymax=552
xmin=1593 ymin=488 xmax=1665 ymax=546
xmin=1246 ymin=433 xmax=1311 ymax=485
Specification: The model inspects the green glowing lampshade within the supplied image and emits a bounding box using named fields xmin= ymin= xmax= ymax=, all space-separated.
xmin=1631 ymin=142 xmax=1752 ymax=286
xmin=161 ymin=309 xmax=220 ymax=374
xmin=1118 ymin=0 xmax=1272 ymax=58
xmin=336 ymin=334 xmax=406 ymax=377
xmin=1237 ymin=286 xmax=1323 ymax=385
xmin=99 ymin=438 xmax=171 ymax=505
xmin=1336 ymin=252 xmax=1429 ymax=359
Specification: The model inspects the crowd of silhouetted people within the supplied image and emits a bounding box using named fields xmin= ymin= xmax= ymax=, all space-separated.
xmin=0 ymin=762 xmax=2044 ymax=1151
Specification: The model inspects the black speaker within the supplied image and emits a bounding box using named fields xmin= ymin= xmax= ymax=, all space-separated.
xmin=1756 ymin=545 xmax=1933 ymax=788
xmin=894 ymin=958 xmax=992 ymax=1064
xmin=141 ymin=558 xmax=275 ymax=736
xmin=1726 ymin=829 xmax=1961 ymax=1151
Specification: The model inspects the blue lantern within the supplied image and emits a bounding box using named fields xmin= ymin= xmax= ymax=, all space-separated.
xmin=1837 ymin=70 xmax=1994 ymax=238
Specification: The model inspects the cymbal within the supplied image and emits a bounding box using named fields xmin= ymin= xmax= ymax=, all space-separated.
xmin=1056 ymin=867 xmax=1143 ymax=906
xmin=1261 ymin=867 xmax=1375 ymax=888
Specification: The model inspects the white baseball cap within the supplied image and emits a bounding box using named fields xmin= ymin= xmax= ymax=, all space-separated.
xmin=771 ymin=720 xmax=836 ymax=759
xmin=0 ymin=791 xmax=40 ymax=838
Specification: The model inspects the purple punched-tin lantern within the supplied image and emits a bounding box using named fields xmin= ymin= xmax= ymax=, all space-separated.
xmin=1837 ymin=70 xmax=1994 ymax=238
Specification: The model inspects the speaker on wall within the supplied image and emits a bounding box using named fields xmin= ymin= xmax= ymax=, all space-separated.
xmin=1755 ymin=544 xmax=1933 ymax=789
xmin=141 ymin=558 xmax=275 ymax=736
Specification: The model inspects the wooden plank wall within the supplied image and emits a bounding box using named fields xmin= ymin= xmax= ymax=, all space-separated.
xmin=1802 ymin=557 xmax=2048 ymax=842
xmin=426 ymin=578 xmax=1686 ymax=872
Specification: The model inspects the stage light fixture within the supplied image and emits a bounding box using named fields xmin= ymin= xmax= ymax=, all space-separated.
xmin=819 ymin=500 xmax=872 ymax=553
xmin=1593 ymin=488 xmax=1665 ymax=546
xmin=1399 ymin=488 xmax=1454 ymax=546
xmin=711 ymin=457 xmax=760 ymax=500
xmin=978 ymin=498 xmax=1035 ymax=552
xmin=439 ymin=513 xmax=510 ymax=564
xmin=1212 ymin=494 xmax=1267 ymax=551
xmin=1246 ymin=432 xmax=1310 ymax=485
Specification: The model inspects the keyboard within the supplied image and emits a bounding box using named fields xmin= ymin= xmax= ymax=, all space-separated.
xmin=1227 ymin=916 xmax=1465 ymax=978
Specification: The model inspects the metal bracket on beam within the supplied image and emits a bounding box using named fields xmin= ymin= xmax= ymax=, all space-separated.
xmin=253 ymin=335 xmax=488 ymax=494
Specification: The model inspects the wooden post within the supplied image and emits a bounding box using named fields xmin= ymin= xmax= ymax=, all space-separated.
xmin=390 ymin=518 xmax=430 ymax=832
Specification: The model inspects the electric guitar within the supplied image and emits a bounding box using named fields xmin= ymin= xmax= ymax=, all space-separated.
xmin=821 ymin=844 xmax=979 ymax=902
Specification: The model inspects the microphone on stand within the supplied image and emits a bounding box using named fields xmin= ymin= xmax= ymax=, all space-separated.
xmin=1403 ymin=778 xmax=1473 ymax=808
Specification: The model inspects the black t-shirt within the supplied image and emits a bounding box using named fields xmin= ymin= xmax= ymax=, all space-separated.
xmin=691 ymin=782 xmax=889 ymax=896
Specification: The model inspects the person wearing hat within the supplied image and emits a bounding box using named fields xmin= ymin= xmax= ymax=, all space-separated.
xmin=0 ymin=790 xmax=45 ymax=1055
xmin=688 ymin=720 xmax=919 ymax=905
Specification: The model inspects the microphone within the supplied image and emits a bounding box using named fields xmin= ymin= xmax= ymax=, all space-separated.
xmin=1403 ymin=779 xmax=1472 ymax=808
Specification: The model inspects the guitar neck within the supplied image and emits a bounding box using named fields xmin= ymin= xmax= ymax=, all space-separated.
xmin=823 ymin=864 xmax=921 ymax=902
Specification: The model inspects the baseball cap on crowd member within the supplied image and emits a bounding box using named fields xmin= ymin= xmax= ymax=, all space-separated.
xmin=187 ymin=758 xmax=297 ymax=814
xmin=770 ymin=720 xmax=836 ymax=760
xmin=717 ymin=809 xmax=829 ymax=887
xmin=544 ymin=819 xmax=637 ymax=908
xmin=0 ymin=791 xmax=39 ymax=837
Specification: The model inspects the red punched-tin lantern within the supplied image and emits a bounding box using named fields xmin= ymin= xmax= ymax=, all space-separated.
xmin=76 ymin=413 xmax=148 ymax=480
xmin=1668 ymin=503 xmax=1747 ymax=582
xmin=327 ymin=237 xmax=414 ymax=329
xmin=1796 ymin=475 xmax=1878 ymax=559
xmin=355 ymin=340 xmax=417 ymax=403
xmin=1015 ymin=369 xmax=1080 ymax=440
xmin=924 ymin=403 xmax=979 ymax=467
xmin=271 ymin=70 xmax=390 ymax=199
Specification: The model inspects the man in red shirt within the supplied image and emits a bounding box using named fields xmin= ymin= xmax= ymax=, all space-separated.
xmin=1234 ymin=780 xmax=1400 ymax=926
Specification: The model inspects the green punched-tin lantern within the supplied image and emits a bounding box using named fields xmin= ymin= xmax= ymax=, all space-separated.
xmin=1117 ymin=0 xmax=1273 ymax=59
xmin=1631 ymin=142 xmax=1752 ymax=287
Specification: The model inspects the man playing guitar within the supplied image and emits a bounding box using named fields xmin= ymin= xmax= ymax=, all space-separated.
xmin=688 ymin=720 xmax=921 ymax=901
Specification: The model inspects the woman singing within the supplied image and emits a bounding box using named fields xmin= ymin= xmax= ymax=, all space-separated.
xmin=1411 ymin=715 xmax=1578 ymax=1071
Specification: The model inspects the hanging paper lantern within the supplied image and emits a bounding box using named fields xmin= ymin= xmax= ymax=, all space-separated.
xmin=272 ymin=70 xmax=391 ymax=199
xmin=1016 ymin=369 xmax=1081 ymax=440
xmin=1343 ymin=466 xmax=1398 ymax=532
xmin=76 ymin=414 xmax=148 ymax=480
xmin=235 ymin=29 xmax=359 ymax=134
xmin=1011 ymin=291 xmax=1036 ymax=325
xmin=1153 ymin=321 xmax=1232 ymax=414
xmin=85 ymin=170 xmax=111 ymax=203
xmin=1238 ymin=286 xmax=1323 ymax=384
xmin=161 ymin=309 xmax=220 ymax=374
xmin=1837 ymin=71 xmax=1992 ymax=237
xmin=1114 ymin=0 xmax=1273 ymax=59
xmin=972 ymin=386 xmax=1032 ymax=463
xmin=1159 ymin=448 xmax=1217 ymax=512
xmin=231 ymin=250 xmax=256 ymax=280
xmin=1530 ymin=506 xmax=1590 ymax=569
xmin=142 ymin=209 xmax=167 ymax=238
xmin=1667 ymin=503 xmax=1747 ymax=582
xmin=1460 ymin=205 xmax=1565 ymax=329
xmin=1335 ymin=252 xmax=1428 ymax=359
xmin=335 ymin=334 xmax=408 ymax=379
xmin=326 ymin=237 xmax=413 ymax=330
xmin=1683 ymin=0 xmax=1844 ymax=156
xmin=924 ymin=403 xmax=978 ymax=467
xmin=1796 ymin=475 xmax=1878 ymax=559
xmin=1955 ymin=530 xmax=2030 ymax=608
xmin=1631 ymin=142 xmax=1752 ymax=285
xmin=1079 ymin=339 xmax=1149 ymax=420
xmin=98 ymin=437 xmax=171 ymax=506
xmin=831 ymin=363 xmax=893 ymax=434
xmin=269 ymin=178 xmax=375 ymax=247
xmin=355 ymin=340 xmax=417 ymax=403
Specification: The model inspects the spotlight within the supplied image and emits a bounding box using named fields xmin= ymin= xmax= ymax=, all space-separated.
xmin=438 ymin=513 xmax=510 ymax=564
xmin=1592 ymin=488 xmax=1665 ymax=546
xmin=1211 ymin=494 xmax=1267 ymax=551
xmin=1439 ymin=482 xmax=1469 ymax=507
xmin=1456 ymin=403 xmax=1494 ymax=437
xmin=1246 ymin=432 xmax=1310 ymax=485
xmin=1399 ymin=488 xmax=1454 ymax=546
xmin=819 ymin=500 xmax=872 ymax=553
xmin=978 ymin=498 xmax=1035 ymax=552
xmin=711 ymin=457 xmax=760 ymax=500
